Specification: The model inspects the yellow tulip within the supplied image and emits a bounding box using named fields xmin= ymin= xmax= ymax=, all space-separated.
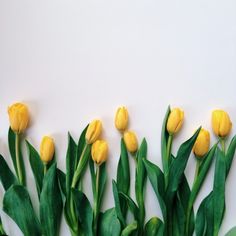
xmin=8 ymin=102 xmax=29 ymax=134
xmin=85 ymin=120 xmax=102 ymax=144
xmin=123 ymin=130 xmax=138 ymax=153
xmin=40 ymin=136 xmax=55 ymax=163
xmin=212 ymin=110 xmax=232 ymax=137
xmin=167 ymin=108 xmax=184 ymax=135
xmin=193 ymin=128 xmax=210 ymax=157
xmin=91 ymin=140 xmax=108 ymax=165
xmin=115 ymin=106 xmax=129 ymax=132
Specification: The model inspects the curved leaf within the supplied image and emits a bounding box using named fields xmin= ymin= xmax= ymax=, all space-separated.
xmin=144 ymin=217 xmax=164 ymax=236
xmin=121 ymin=221 xmax=138 ymax=236
xmin=225 ymin=226 xmax=236 ymax=236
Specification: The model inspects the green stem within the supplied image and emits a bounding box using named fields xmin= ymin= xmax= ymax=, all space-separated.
xmin=0 ymin=218 xmax=6 ymax=235
xmin=71 ymin=144 xmax=88 ymax=188
xmin=15 ymin=133 xmax=23 ymax=185
xmin=220 ymin=138 xmax=226 ymax=154
xmin=43 ymin=163 xmax=48 ymax=175
xmin=164 ymin=135 xmax=173 ymax=188
xmin=93 ymin=164 xmax=100 ymax=236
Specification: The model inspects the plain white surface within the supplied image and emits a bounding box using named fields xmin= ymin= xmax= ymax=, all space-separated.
xmin=0 ymin=1 xmax=236 ymax=235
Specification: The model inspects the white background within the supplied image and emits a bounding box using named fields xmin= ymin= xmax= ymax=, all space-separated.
xmin=0 ymin=1 xmax=236 ymax=235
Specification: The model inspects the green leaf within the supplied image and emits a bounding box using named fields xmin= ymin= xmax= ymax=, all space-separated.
xmin=144 ymin=217 xmax=164 ymax=236
xmin=97 ymin=162 xmax=107 ymax=210
xmin=0 ymin=155 xmax=17 ymax=191
xmin=225 ymin=226 xmax=236 ymax=236
xmin=112 ymin=180 xmax=126 ymax=227
xmin=143 ymin=159 xmax=166 ymax=221
xmin=72 ymin=189 xmax=93 ymax=236
xmin=57 ymin=169 xmax=66 ymax=197
xmin=161 ymin=106 xmax=171 ymax=175
xmin=226 ymin=135 xmax=236 ymax=176
xmin=121 ymin=221 xmax=138 ymax=236
xmin=40 ymin=163 xmax=63 ymax=236
xmin=205 ymin=192 xmax=214 ymax=236
xmin=195 ymin=194 xmax=207 ymax=236
xmin=8 ymin=128 xmax=26 ymax=185
xmin=89 ymin=158 xmax=96 ymax=198
xmin=166 ymin=127 xmax=201 ymax=200
xmin=3 ymin=185 xmax=41 ymax=236
xmin=98 ymin=208 xmax=121 ymax=236
xmin=66 ymin=133 xmax=77 ymax=194
xmin=135 ymin=138 xmax=147 ymax=226
xmin=213 ymin=148 xmax=226 ymax=236
xmin=26 ymin=141 xmax=44 ymax=198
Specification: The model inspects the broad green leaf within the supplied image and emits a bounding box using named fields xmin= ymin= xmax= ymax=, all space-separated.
xmin=161 ymin=106 xmax=171 ymax=175
xmin=66 ymin=133 xmax=77 ymax=194
xmin=144 ymin=217 xmax=164 ymax=236
xmin=226 ymin=135 xmax=236 ymax=176
xmin=57 ymin=169 xmax=66 ymax=197
xmin=166 ymin=127 xmax=201 ymax=200
xmin=225 ymin=226 xmax=236 ymax=236
xmin=72 ymin=189 xmax=93 ymax=236
xmin=98 ymin=208 xmax=121 ymax=236
xmin=8 ymin=128 xmax=26 ymax=185
xmin=0 ymin=155 xmax=17 ymax=191
xmin=205 ymin=193 xmax=214 ymax=236
xmin=213 ymin=148 xmax=226 ymax=236
xmin=112 ymin=180 xmax=126 ymax=227
xmin=26 ymin=141 xmax=44 ymax=198
xmin=40 ymin=163 xmax=63 ymax=236
xmin=143 ymin=159 xmax=166 ymax=221
xmin=89 ymin=158 xmax=96 ymax=197
xmin=121 ymin=221 xmax=138 ymax=236
xmin=195 ymin=194 xmax=207 ymax=236
xmin=97 ymin=162 xmax=107 ymax=209
xmin=3 ymin=185 xmax=41 ymax=236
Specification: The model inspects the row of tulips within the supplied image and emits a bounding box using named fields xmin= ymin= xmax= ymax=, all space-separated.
xmin=0 ymin=103 xmax=235 ymax=236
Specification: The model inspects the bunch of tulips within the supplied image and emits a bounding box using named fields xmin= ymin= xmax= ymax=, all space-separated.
xmin=0 ymin=102 xmax=235 ymax=236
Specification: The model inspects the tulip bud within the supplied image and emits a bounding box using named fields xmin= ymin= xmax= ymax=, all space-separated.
xmin=91 ymin=140 xmax=108 ymax=165
xmin=123 ymin=130 xmax=138 ymax=153
xmin=115 ymin=106 xmax=129 ymax=132
xmin=212 ymin=110 xmax=232 ymax=137
xmin=40 ymin=136 xmax=55 ymax=163
xmin=85 ymin=120 xmax=102 ymax=144
xmin=167 ymin=108 xmax=184 ymax=135
xmin=8 ymin=102 xmax=29 ymax=134
xmin=193 ymin=128 xmax=210 ymax=157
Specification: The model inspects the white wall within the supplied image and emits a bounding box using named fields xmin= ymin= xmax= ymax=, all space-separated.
xmin=0 ymin=1 xmax=236 ymax=235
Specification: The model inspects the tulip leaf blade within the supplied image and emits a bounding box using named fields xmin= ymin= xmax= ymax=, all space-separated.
xmin=0 ymin=154 xmax=17 ymax=191
xmin=143 ymin=159 xmax=166 ymax=221
xmin=26 ymin=140 xmax=44 ymax=198
xmin=121 ymin=221 xmax=138 ymax=236
xmin=226 ymin=135 xmax=236 ymax=176
xmin=144 ymin=217 xmax=164 ymax=236
xmin=225 ymin=226 xmax=236 ymax=236
xmin=72 ymin=189 xmax=93 ymax=236
xmin=76 ymin=125 xmax=88 ymax=166
xmin=57 ymin=168 xmax=66 ymax=197
xmin=40 ymin=163 xmax=63 ymax=236
xmin=3 ymin=185 xmax=41 ymax=236
xmin=98 ymin=208 xmax=121 ymax=236
xmin=8 ymin=127 xmax=26 ymax=185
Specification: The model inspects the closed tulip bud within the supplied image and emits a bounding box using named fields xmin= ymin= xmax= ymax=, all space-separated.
xmin=115 ymin=106 xmax=129 ymax=132
xmin=212 ymin=110 xmax=232 ymax=137
xmin=40 ymin=136 xmax=55 ymax=163
xmin=8 ymin=103 xmax=29 ymax=134
xmin=193 ymin=128 xmax=210 ymax=157
xmin=167 ymin=108 xmax=184 ymax=135
xmin=123 ymin=130 xmax=138 ymax=153
xmin=91 ymin=140 xmax=108 ymax=165
xmin=86 ymin=120 xmax=102 ymax=144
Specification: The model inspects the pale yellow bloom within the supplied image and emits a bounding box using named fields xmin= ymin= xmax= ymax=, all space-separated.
xmin=91 ymin=140 xmax=108 ymax=165
xmin=115 ymin=106 xmax=129 ymax=132
xmin=123 ymin=130 xmax=138 ymax=153
xmin=8 ymin=103 xmax=29 ymax=134
xmin=40 ymin=136 xmax=55 ymax=163
xmin=85 ymin=120 xmax=102 ymax=144
xmin=212 ymin=110 xmax=232 ymax=137
xmin=167 ymin=108 xmax=184 ymax=135
xmin=193 ymin=128 xmax=210 ymax=157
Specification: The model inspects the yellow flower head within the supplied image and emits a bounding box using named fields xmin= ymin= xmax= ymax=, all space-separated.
xmin=212 ymin=110 xmax=232 ymax=138
xmin=8 ymin=102 xmax=29 ymax=134
xmin=40 ymin=136 xmax=55 ymax=163
xmin=193 ymin=128 xmax=210 ymax=158
xmin=123 ymin=130 xmax=138 ymax=153
xmin=115 ymin=106 xmax=129 ymax=132
xmin=85 ymin=120 xmax=102 ymax=144
xmin=91 ymin=140 xmax=108 ymax=165
xmin=167 ymin=108 xmax=184 ymax=135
